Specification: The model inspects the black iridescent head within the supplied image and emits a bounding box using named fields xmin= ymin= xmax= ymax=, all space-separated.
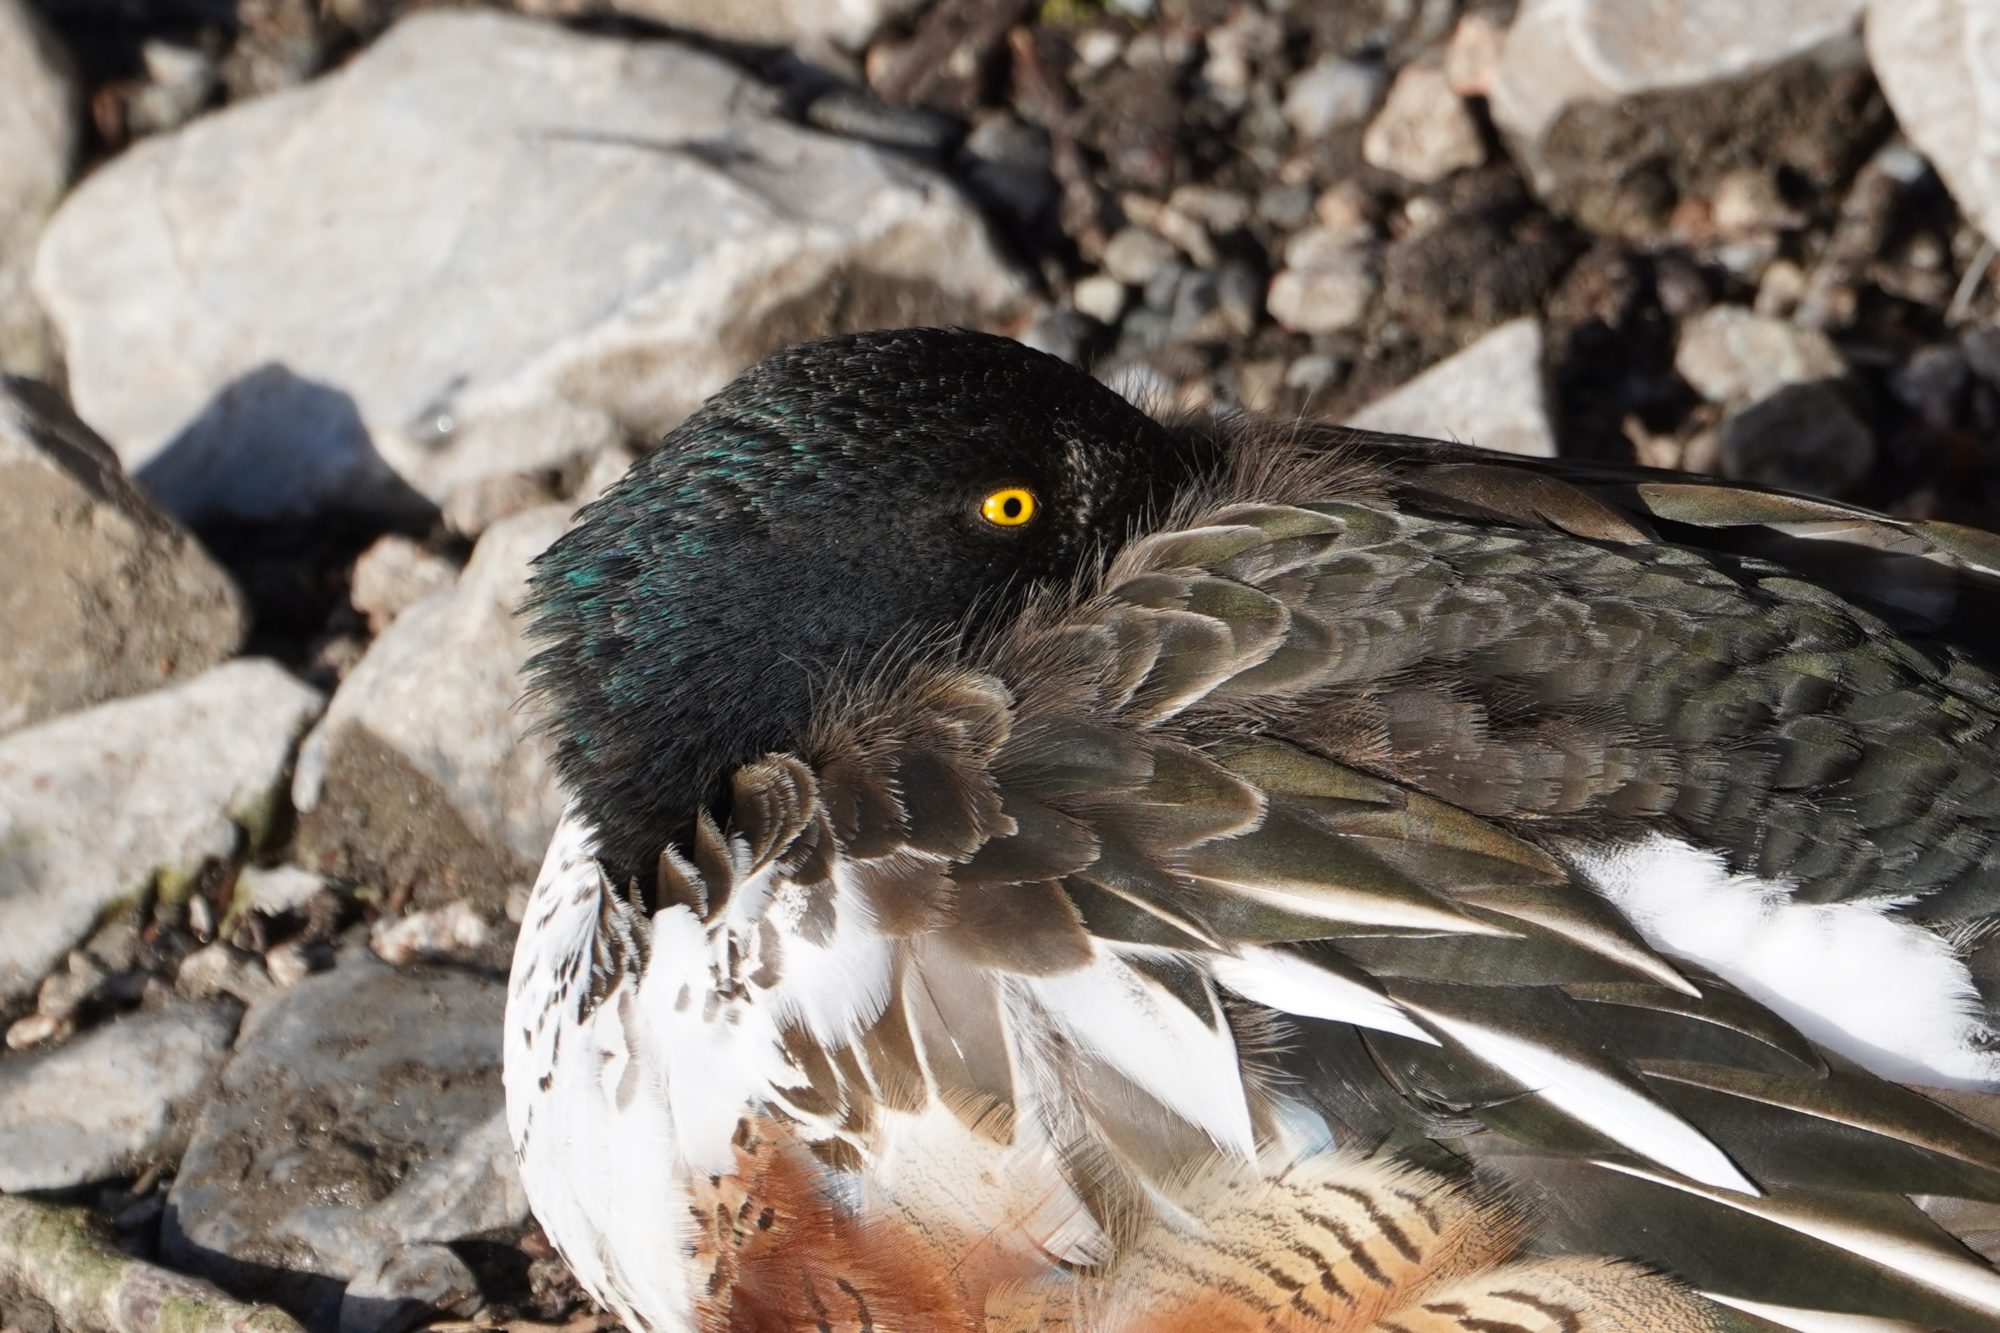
xmin=525 ymin=327 xmax=1211 ymax=881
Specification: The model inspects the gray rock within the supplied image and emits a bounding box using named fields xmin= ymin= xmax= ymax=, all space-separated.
xmin=1362 ymin=64 xmax=1486 ymax=185
xmin=1016 ymin=307 xmax=1093 ymax=367
xmin=1964 ymin=327 xmax=2000 ymax=388
xmin=347 ymin=535 xmax=459 ymax=635
xmin=1282 ymin=55 xmax=1385 ymax=141
xmin=0 ymin=661 xmax=323 ymax=1003
xmin=1268 ymin=246 xmax=1379 ymax=334
xmin=1348 ymin=317 xmax=1556 ymax=458
xmin=1102 ymin=226 xmax=1180 ymax=287
xmin=961 ymin=112 xmax=1056 ymax=227
xmin=1073 ymin=273 xmax=1130 ymax=325
xmin=1491 ymin=0 xmax=1867 ymax=153
xmin=128 ymin=40 xmax=219 ymax=138
xmin=0 ymin=999 xmax=240 ymax=1190
xmin=293 ymin=506 xmax=569 ymax=901
xmin=0 ymin=379 xmax=247 ymax=734
xmin=602 ymin=0 xmax=918 ymax=49
xmin=1167 ymin=185 xmax=1251 ymax=234
xmin=1256 ymin=181 xmax=1317 ymax=232
xmin=1719 ymin=380 xmax=1875 ymax=498
xmin=441 ymin=470 xmax=560 ymax=541
xmin=1892 ymin=345 xmax=1969 ymax=430
xmin=1675 ymin=305 xmax=1845 ymax=404
xmin=34 ymin=11 xmax=1026 ymax=526
xmin=0 ymin=0 xmax=76 ymax=377
xmin=1490 ymin=0 xmax=1869 ymax=236
xmin=165 ymin=957 xmax=523 ymax=1327
xmin=340 ymin=1244 xmax=479 ymax=1333
xmin=1866 ymin=0 xmax=2000 ymax=248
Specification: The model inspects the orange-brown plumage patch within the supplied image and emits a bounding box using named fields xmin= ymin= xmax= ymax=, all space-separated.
xmin=692 ymin=1118 xmax=980 ymax=1333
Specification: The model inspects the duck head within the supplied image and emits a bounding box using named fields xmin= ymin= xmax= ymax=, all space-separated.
xmin=524 ymin=327 xmax=1212 ymax=882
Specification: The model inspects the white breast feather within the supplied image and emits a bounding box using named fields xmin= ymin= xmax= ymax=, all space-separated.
xmin=504 ymin=811 xmax=703 ymax=1333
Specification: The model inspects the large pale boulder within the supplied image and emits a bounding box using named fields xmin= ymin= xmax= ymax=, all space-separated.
xmin=0 ymin=0 xmax=77 ymax=375
xmin=34 ymin=11 xmax=1028 ymax=525
xmin=1866 ymin=0 xmax=2000 ymax=250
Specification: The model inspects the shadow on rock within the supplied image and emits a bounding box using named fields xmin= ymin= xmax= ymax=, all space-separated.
xmin=137 ymin=363 xmax=437 ymax=528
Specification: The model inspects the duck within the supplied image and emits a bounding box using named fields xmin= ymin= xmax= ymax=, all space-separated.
xmin=502 ymin=325 xmax=2000 ymax=1333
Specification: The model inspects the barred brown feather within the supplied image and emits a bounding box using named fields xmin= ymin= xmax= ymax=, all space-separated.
xmin=985 ymin=1152 xmax=1722 ymax=1333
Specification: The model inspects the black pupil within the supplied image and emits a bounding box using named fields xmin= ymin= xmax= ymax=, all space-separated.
xmin=1003 ymin=496 xmax=1022 ymax=518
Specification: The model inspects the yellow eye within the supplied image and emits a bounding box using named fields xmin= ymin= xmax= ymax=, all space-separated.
xmin=980 ymin=486 xmax=1038 ymax=528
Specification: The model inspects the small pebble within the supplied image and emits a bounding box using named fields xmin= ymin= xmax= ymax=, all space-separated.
xmin=234 ymin=864 xmax=330 ymax=919
xmin=187 ymin=894 xmax=215 ymax=942
xmin=177 ymin=942 xmax=276 ymax=1007
xmin=1073 ymin=29 xmax=1124 ymax=74
xmin=1314 ymin=181 xmax=1378 ymax=241
xmin=1268 ymin=249 xmax=1378 ymax=334
xmin=1363 ymin=64 xmax=1485 ymax=185
xmin=1676 ymin=306 xmax=1845 ymax=404
xmin=1073 ymin=274 xmax=1130 ymax=324
xmin=371 ymin=901 xmax=491 ymax=967
xmin=1893 ymin=346 xmax=1969 ymax=429
xmin=128 ymin=41 xmax=217 ymax=136
xmin=1236 ymin=358 xmax=1287 ymax=409
xmin=1285 ymin=355 xmax=1342 ymax=396
xmin=1168 ymin=185 xmax=1252 ymax=233
xmin=6 ymin=1013 xmax=66 ymax=1050
xmin=1018 ymin=307 xmax=1094 ymax=366
xmin=1256 ymin=182 xmax=1316 ymax=231
xmin=1283 ymin=55 xmax=1386 ymax=141
xmin=1102 ymin=226 xmax=1179 ymax=286
xmin=1710 ymin=167 xmax=1801 ymax=234
xmin=1287 ymin=225 xmax=1371 ymax=270
xmin=37 ymin=952 xmax=108 ymax=1023
xmin=264 ymin=941 xmax=314 ymax=989
xmin=1444 ymin=11 xmax=1506 ymax=97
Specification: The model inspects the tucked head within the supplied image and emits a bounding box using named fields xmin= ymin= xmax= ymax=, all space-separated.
xmin=525 ymin=327 xmax=1210 ymax=881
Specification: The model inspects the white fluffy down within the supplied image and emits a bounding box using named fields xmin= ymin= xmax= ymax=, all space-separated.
xmin=1572 ymin=833 xmax=2000 ymax=1090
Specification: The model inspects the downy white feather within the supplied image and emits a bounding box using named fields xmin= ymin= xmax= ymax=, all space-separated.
xmin=1573 ymin=834 xmax=2000 ymax=1089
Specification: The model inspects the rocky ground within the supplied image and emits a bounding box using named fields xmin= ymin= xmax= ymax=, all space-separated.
xmin=3 ymin=0 xmax=2000 ymax=1329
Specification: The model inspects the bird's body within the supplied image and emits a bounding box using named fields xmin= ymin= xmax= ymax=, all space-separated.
xmin=504 ymin=329 xmax=2000 ymax=1332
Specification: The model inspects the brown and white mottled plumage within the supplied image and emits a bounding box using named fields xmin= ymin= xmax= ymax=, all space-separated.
xmin=504 ymin=329 xmax=2000 ymax=1333
xmin=986 ymin=1152 xmax=1722 ymax=1333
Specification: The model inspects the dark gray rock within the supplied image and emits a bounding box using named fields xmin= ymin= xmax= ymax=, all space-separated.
xmin=164 ymin=956 xmax=523 ymax=1328
xmin=1719 ymin=380 xmax=1877 ymax=498
xmin=0 ymin=999 xmax=240 ymax=1190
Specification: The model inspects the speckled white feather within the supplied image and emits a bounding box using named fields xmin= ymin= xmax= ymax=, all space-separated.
xmin=504 ymin=810 xmax=704 ymax=1333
